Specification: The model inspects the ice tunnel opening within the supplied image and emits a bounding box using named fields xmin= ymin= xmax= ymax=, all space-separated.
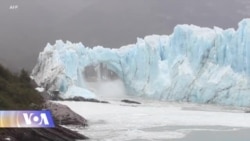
xmin=83 ymin=63 xmax=127 ymax=99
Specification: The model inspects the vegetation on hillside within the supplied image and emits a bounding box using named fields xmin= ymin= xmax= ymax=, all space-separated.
xmin=0 ymin=64 xmax=43 ymax=110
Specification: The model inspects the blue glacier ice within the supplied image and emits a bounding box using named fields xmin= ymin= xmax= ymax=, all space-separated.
xmin=32 ymin=19 xmax=250 ymax=107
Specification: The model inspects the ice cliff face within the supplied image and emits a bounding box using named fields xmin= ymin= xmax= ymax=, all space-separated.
xmin=32 ymin=19 xmax=250 ymax=107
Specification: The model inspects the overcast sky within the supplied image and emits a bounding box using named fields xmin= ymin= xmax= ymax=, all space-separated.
xmin=0 ymin=0 xmax=250 ymax=71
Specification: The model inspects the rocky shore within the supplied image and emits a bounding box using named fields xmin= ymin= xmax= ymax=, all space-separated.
xmin=0 ymin=101 xmax=88 ymax=141
xmin=44 ymin=101 xmax=88 ymax=126
xmin=0 ymin=66 xmax=89 ymax=140
xmin=0 ymin=125 xmax=88 ymax=141
xmin=0 ymin=101 xmax=89 ymax=141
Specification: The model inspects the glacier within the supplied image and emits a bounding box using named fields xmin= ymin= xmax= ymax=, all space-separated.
xmin=31 ymin=19 xmax=250 ymax=107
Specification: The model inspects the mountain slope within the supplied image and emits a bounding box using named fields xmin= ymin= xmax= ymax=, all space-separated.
xmin=0 ymin=64 xmax=43 ymax=109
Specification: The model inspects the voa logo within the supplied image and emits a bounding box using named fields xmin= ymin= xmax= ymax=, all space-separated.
xmin=21 ymin=111 xmax=55 ymax=127
xmin=23 ymin=112 xmax=49 ymax=125
xmin=0 ymin=110 xmax=54 ymax=128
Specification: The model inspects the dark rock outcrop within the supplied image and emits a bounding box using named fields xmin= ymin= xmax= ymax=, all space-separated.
xmin=65 ymin=96 xmax=109 ymax=104
xmin=0 ymin=125 xmax=88 ymax=141
xmin=245 ymin=110 xmax=250 ymax=113
xmin=44 ymin=101 xmax=87 ymax=126
xmin=121 ymin=99 xmax=141 ymax=104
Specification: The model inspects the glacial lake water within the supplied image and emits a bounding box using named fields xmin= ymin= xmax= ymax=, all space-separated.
xmin=58 ymin=98 xmax=250 ymax=141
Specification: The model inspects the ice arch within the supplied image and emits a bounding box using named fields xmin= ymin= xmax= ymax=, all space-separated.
xmin=32 ymin=19 xmax=250 ymax=106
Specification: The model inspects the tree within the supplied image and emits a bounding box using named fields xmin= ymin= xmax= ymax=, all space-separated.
xmin=19 ymin=69 xmax=31 ymax=83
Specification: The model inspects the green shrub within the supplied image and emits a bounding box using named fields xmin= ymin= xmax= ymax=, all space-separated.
xmin=0 ymin=65 xmax=44 ymax=110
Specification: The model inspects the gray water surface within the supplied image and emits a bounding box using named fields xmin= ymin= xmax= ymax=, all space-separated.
xmin=172 ymin=128 xmax=250 ymax=141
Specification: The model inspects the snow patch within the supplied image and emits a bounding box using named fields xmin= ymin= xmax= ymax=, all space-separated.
xmin=35 ymin=87 xmax=44 ymax=92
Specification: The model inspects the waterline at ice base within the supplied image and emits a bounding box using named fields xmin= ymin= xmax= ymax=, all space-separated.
xmin=32 ymin=19 xmax=250 ymax=107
